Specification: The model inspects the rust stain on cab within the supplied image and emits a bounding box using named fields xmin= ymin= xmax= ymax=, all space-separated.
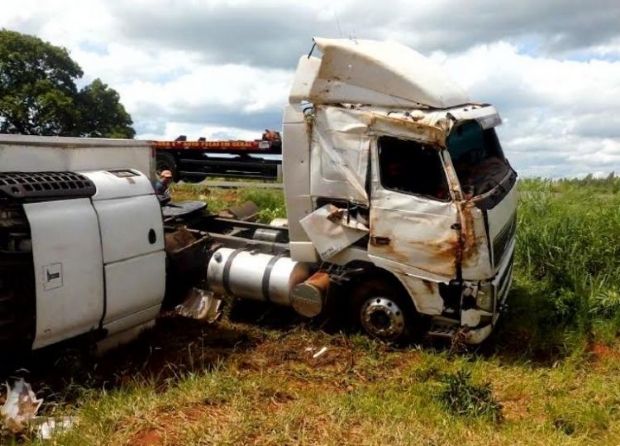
xmin=370 ymin=212 xmax=459 ymax=276
xmin=368 ymin=113 xmax=446 ymax=147
xmin=459 ymin=201 xmax=479 ymax=262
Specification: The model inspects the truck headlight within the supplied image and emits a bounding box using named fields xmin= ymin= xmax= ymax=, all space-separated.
xmin=476 ymin=282 xmax=495 ymax=312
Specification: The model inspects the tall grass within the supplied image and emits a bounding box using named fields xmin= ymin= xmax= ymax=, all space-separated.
xmin=171 ymin=184 xmax=286 ymax=223
xmin=506 ymin=176 xmax=620 ymax=355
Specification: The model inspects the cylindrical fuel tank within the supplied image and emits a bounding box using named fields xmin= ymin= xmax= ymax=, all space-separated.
xmin=206 ymin=247 xmax=310 ymax=306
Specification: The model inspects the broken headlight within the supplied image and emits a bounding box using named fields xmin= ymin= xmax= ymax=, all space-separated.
xmin=476 ymin=282 xmax=495 ymax=313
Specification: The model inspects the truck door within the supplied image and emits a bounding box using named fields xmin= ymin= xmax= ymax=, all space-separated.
xmin=367 ymin=136 xmax=460 ymax=281
xmin=82 ymin=170 xmax=166 ymax=335
xmin=24 ymin=198 xmax=105 ymax=350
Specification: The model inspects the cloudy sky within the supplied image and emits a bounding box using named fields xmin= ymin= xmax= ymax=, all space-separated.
xmin=2 ymin=0 xmax=620 ymax=178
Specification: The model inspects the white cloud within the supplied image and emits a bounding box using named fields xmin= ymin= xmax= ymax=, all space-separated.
xmin=138 ymin=122 xmax=261 ymax=141
xmin=435 ymin=43 xmax=620 ymax=177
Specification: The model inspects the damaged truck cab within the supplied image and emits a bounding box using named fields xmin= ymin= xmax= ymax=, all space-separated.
xmin=282 ymin=38 xmax=518 ymax=343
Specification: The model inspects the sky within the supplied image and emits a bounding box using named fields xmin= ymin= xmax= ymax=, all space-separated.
xmin=2 ymin=0 xmax=620 ymax=178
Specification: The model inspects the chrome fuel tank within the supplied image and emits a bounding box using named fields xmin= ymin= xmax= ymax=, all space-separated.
xmin=206 ymin=248 xmax=309 ymax=306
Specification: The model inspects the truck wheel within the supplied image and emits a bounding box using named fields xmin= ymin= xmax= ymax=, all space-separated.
xmin=156 ymin=152 xmax=177 ymax=179
xmin=349 ymin=280 xmax=419 ymax=343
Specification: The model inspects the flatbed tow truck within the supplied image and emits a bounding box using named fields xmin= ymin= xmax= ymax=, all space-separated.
xmin=151 ymin=131 xmax=282 ymax=181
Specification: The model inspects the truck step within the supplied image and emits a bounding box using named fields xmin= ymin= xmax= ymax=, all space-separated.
xmin=427 ymin=323 xmax=459 ymax=339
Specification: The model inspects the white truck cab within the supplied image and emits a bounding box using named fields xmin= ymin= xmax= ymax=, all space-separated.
xmin=281 ymin=38 xmax=518 ymax=343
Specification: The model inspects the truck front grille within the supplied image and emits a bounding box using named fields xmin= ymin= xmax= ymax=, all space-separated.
xmin=0 ymin=171 xmax=96 ymax=201
xmin=492 ymin=211 xmax=517 ymax=267
xmin=494 ymin=251 xmax=514 ymax=308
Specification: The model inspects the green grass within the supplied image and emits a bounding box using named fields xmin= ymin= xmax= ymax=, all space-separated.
xmin=171 ymin=183 xmax=286 ymax=223
xmin=3 ymin=177 xmax=620 ymax=445
xmin=504 ymin=176 xmax=620 ymax=356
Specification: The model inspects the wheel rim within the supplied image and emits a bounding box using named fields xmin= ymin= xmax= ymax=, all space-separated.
xmin=360 ymin=296 xmax=406 ymax=339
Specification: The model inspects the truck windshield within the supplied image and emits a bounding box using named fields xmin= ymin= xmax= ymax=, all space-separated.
xmin=447 ymin=120 xmax=513 ymax=198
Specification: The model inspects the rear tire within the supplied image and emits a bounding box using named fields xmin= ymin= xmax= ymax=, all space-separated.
xmin=156 ymin=152 xmax=178 ymax=180
xmin=349 ymin=279 xmax=421 ymax=344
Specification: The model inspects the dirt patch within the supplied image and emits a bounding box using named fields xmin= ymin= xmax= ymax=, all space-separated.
xmin=235 ymin=333 xmax=354 ymax=373
xmin=132 ymin=429 xmax=163 ymax=446
xmin=589 ymin=342 xmax=620 ymax=361
xmin=129 ymin=403 xmax=218 ymax=446
xmin=588 ymin=342 xmax=620 ymax=371
xmin=219 ymin=190 xmax=241 ymax=202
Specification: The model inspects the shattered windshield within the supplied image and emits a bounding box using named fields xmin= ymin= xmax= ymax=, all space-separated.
xmin=447 ymin=120 xmax=513 ymax=198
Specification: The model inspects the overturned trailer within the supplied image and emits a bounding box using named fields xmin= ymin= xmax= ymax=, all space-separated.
xmin=0 ymin=37 xmax=517 ymax=356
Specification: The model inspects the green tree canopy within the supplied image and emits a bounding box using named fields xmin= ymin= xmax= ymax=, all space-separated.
xmin=76 ymin=78 xmax=135 ymax=138
xmin=0 ymin=29 xmax=135 ymax=138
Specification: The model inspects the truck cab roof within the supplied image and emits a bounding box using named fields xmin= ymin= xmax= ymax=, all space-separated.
xmin=289 ymin=37 xmax=470 ymax=109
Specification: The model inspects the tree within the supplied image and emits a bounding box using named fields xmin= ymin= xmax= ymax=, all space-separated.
xmin=76 ymin=79 xmax=135 ymax=138
xmin=0 ymin=29 xmax=135 ymax=138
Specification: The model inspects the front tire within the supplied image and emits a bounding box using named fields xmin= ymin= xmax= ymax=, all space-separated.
xmin=349 ymin=280 xmax=420 ymax=343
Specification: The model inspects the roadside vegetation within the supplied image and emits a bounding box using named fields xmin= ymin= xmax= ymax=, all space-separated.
xmin=0 ymin=29 xmax=135 ymax=138
xmin=172 ymin=182 xmax=287 ymax=224
xmin=2 ymin=177 xmax=620 ymax=445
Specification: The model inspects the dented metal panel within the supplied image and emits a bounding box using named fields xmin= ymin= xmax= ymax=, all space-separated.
xmin=300 ymin=204 xmax=368 ymax=260
xmin=365 ymin=125 xmax=461 ymax=284
xmin=282 ymin=105 xmax=313 ymax=245
xmin=395 ymin=274 xmax=444 ymax=315
xmin=307 ymin=105 xmax=456 ymax=206
xmin=367 ymin=111 xmax=449 ymax=146
xmin=309 ymin=107 xmax=371 ymax=204
xmin=366 ymin=128 xmax=460 ymax=283
xmin=368 ymin=190 xmax=460 ymax=280
xmin=458 ymin=200 xmax=493 ymax=280
xmin=289 ymin=38 xmax=470 ymax=108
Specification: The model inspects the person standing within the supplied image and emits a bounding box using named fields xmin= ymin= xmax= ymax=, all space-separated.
xmin=154 ymin=170 xmax=173 ymax=203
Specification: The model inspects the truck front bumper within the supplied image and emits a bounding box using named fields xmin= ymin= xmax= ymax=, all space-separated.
xmin=461 ymin=239 xmax=515 ymax=344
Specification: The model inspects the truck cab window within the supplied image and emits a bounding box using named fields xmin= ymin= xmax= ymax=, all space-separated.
xmin=378 ymin=136 xmax=450 ymax=201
